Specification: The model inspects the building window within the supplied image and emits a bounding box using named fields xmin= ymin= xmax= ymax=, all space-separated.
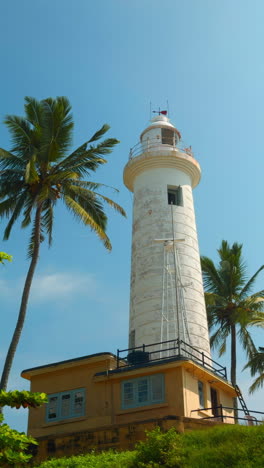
xmin=121 ymin=374 xmax=164 ymax=409
xmin=46 ymin=388 xmax=85 ymax=423
xmin=161 ymin=128 xmax=175 ymax=145
xmin=198 ymin=381 xmax=205 ymax=408
xmin=168 ymin=186 xmax=183 ymax=206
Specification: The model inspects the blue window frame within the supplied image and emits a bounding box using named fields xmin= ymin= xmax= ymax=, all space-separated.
xmin=121 ymin=374 xmax=164 ymax=409
xmin=46 ymin=388 xmax=85 ymax=423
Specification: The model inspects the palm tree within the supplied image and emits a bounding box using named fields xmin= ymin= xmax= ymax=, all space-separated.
xmin=0 ymin=96 xmax=126 ymax=391
xmin=201 ymin=241 xmax=264 ymax=417
xmin=244 ymin=347 xmax=264 ymax=393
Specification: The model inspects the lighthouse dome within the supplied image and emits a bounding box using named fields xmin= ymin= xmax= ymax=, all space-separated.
xmin=140 ymin=114 xmax=181 ymax=146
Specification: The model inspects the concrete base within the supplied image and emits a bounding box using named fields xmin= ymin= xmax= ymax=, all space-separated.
xmin=33 ymin=415 xmax=227 ymax=463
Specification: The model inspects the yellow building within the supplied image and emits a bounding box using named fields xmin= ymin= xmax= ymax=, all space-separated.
xmin=22 ymin=342 xmax=236 ymax=462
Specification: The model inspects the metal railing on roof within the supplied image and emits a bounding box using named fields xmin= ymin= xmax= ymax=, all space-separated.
xmin=128 ymin=138 xmax=194 ymax=160
xmin=117 ymin=338 xmax=227 ymax=380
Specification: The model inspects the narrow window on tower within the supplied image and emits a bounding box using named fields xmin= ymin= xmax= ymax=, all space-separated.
xmin=167 ymin=186 xmax=183 ymax=206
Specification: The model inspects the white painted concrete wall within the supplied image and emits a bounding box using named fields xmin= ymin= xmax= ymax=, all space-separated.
xmin=125 ymin=125 xmax=211 ymax=357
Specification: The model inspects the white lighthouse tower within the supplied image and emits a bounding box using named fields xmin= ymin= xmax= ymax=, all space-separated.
xmin=124 ymin=113 xmax=211 ymax=357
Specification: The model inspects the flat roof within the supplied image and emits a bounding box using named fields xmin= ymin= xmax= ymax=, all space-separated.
xmin=21 ymin=352 xmax=117 ymax=379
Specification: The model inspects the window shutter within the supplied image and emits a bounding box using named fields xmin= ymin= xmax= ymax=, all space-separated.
xmin=123 ymin=381 xmax=135 ymax=407
xmin=61 ymin=393 xmax=71 ymax=418
xmin=47 ymin=395 xmax=58 ymax=420
xmin=73 ymin=390 xmax=85 ymax=416
xmin=137 ymin=378 xmax=149 ymax=403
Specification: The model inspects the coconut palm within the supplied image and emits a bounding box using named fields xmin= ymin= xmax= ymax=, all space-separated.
xmin=0 ymin=96 xmax=126 ymax=391
xmin=201 ymin=241 xmax=264 ymax=417
xmin=244 ymin=347 xmax=264 ymax=393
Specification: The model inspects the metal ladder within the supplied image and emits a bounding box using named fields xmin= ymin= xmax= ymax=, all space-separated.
xmin=234 ymin=384 xmax=250 ymax=416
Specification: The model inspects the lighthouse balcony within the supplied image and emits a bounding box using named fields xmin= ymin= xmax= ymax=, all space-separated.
xmin=116 ymin=338 xmax=227 ymax=381
xmin=129 ymin=138 xmax=194 ymax=160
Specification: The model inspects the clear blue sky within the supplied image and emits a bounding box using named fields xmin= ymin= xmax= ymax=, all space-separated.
xmin=1 ymin=0 xmax=264 ymax=431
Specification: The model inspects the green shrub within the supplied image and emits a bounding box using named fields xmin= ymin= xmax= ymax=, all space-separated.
xmin=36 ymin=450 xmax=135 ymax=468
xmin=183 ymin=424 xmax=264 ymax=468
xmin=36 ymin=425 xmax=264 ymax=468
xmin=133 ymin=427 xmax=183 ymax=467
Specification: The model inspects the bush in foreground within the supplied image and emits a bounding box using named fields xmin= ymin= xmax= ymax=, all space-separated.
xmin=36 ymin=424 xmax=264 ymax=468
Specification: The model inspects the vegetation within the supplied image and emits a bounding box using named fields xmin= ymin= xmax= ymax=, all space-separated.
xmin=245 ymin=347 xmax=264 ymax=393
xmin=0 ymin=390 xmax=47 ymax=409
xmin=201 ymin=240 xmax=264 ymax=414
xmin=0 ymin=96 xmax=126 ymax=391
xmin=35 ymin=425 xmax=264 ymax=468
xmin=0 ymin=251 xmax=12 ymax=264
xmin=0 ymin=390 xmax=47 ymax=466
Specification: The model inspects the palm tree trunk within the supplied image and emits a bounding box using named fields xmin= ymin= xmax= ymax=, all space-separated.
xmin=0 ymin=205 xmax=42 ymax=391
xmin=231 ymin=323 xmax=238 ymax=423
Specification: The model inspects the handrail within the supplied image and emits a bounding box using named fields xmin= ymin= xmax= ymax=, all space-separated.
xmin=117 ymin=338 xmax=227 ymax=380
xmin=191 ymin=405 xmax=264 ymax=425
xmin=128 ymin=138 xmax=194 ymax=160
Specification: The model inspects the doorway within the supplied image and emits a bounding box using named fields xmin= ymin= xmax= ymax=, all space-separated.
xmin=210 ymin=387 xmax=219 ymax=418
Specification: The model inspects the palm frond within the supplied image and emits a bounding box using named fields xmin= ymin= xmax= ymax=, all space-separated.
xmin=244 ymin=351 xmax=264 ymax=374
xmin=88 ymin=138 xmax=120 ymax=156
xmin=24 ymin=96 xmax=43 ymax=128
xmin=218 ymin=240 xmax=247 ymax=295
xmin=67 ymin=185 xmax=126 ymax=218
xmin=4 ymin=115 xmax=32 ymax=156
xmin=249 ymin=374 xmax=264 ymax=393
xmin=239 ymin=265 xmax=264 ymax=299
xmin=27 ymin=206 xmax=44 ymax=258
xmin=67 ymin=179 xmax=119 ymax=192
xmin=3 ymin=191 xmax=28 ymax=239
xmin=201 ymin=256 xmax=224 ymax=295
xmin=40 ymin=97 xmax=73 ymax=162
xmin=0 ymin=148 xmax=25 ymax=170
xmin=238 ymin=327 xmax=257 ymax=359
xmin=21 ymin=196 xmax=35 ymax=228
xmin=0 ymin=196 xmax=21 ymax=218
xmin=246 ymin=350 xmax=264 ymax=393
xmin=218 ymin=340 xmax=226 ymax=357
xmin=41 ymin=200 xmax=54 ymax=246
xmin=209 ymin=327 xmax=229 ymax=353
xmin=25 ymin=156 xmax=39 ymax=184
xmin=63 ymin=194 xmax=111 ymax=250
xmin=52 ymin=145 xmax=107 ymax=176
xmin=87 ymin=124 xmax=110 ymax=143
xmin=46 ymin=171 xmax=79 ymax=185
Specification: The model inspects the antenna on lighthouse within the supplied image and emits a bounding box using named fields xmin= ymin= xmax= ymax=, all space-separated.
xmin=153 ymin=232 xmax=191 ymax=354
xmin=167 ymin=99 xmax=170 ymax=118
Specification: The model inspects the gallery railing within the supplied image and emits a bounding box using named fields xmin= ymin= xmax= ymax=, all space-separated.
xmin=191 ymin=405 xmax=264 ymax=425
xmin=128 ymin=138 xmax=194 ymax=159
xmin=116 ymin=338 xmax=227 ymax=380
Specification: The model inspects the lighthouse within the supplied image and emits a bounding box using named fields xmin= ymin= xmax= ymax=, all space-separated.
xmin=22 ymin=112 xmax=239 ymax=461
xmin=124 ymin=113 xmax=211 ymax=357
